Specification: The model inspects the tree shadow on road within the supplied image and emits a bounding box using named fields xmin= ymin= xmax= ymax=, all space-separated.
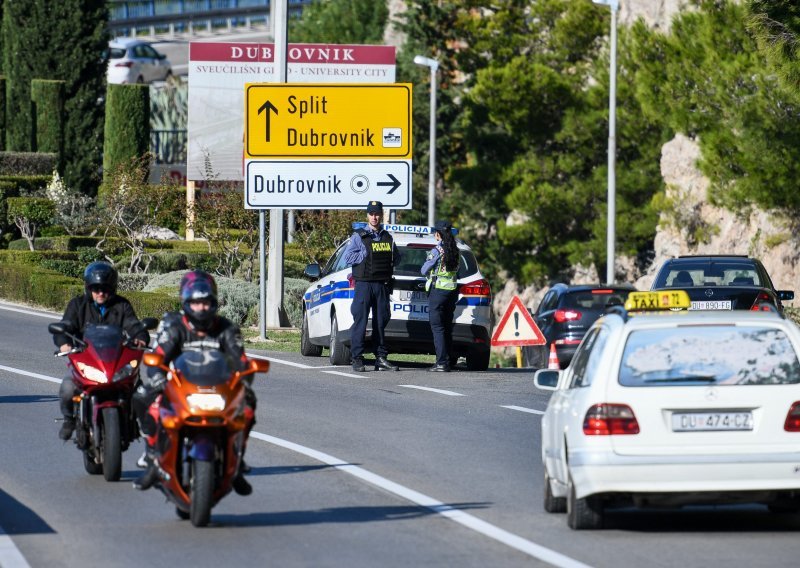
xmin=0 ymin=489 xmax=56 ymax=535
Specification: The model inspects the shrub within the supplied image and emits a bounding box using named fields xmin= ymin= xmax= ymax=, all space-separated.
xmin=31 ymin=80 xmax=65 ymax=158
xmin=39 ymin=258 xmax=83 ymax=279
xmin=6 ymin=196 xmax=55 ymax=251
xmin=0 ymin=153 xmax=57 ymax=175
xmin=118 ymin=272 xmax=150 ymax=292
xmin=103 ymin=84 xmax=150 ymax=183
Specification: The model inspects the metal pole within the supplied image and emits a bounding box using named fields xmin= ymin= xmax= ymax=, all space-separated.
xmin=427 ymin=64 xmax=437 ymax=227
xmin=265 ymin=0 xmax=287 ymax=329
xmin=606 ymin=3 xmax=617 ymax=285
xmin=259 ymin=211 xmax=266 ymax=339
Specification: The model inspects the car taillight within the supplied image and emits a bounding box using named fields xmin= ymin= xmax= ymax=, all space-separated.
xmin=460 ymin=279 xmax=490 ymax=296
xmin=583 ymin=403 xmax=639 ymax=435
xmin=784 ymin=402 xmax=800 ymax=432
xmin=554 ymin=309 xmax=581 ymax=323
xmin=590 ymin=289 xmax=613 ymax=294
xmin=114 ymin=61 xmax=134 ymax=68
xmin=346 ymin=273 xmax=355 ymax=288
xmin=750 ymin=292 xmax=776 ymax=312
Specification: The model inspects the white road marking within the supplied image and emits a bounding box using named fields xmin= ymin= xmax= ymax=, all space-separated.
xmin=0 ymin=304 xmax=59 ymax=319
xmin=0 ymin=365 xmax=60 ymax=384
xmin=323 ymin=370 xmax=366 ymax=379
xmin=0 ymin=527 xmax=30 ymax=568
xmin=500 ymin=405 xmax=545 ymax=415
xmin=248 ymin=354 xmax=315 ymax=369
xmin=252 ymin=431 xmax=591 ymax=568
xmin=398 ymin=385 xmax=465 ymax=397
xmin=4 ymin=361 xmax=590 ymax=567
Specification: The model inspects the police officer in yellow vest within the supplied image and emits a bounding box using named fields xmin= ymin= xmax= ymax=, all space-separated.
xmin=343 ymin=200 xmax=401 ymax=372
xmin=421 ymin=220 xmax=461 ymax=372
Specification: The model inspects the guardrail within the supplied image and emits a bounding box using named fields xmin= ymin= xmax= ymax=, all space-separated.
xmin=109 ymin=0 xmax=312 ymax=38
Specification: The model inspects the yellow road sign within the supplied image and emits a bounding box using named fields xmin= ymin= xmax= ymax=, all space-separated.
xmin=245 ymin=83 xmax=412 ymax=159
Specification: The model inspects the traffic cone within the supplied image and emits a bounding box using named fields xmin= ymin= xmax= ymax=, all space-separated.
xmin=547 ymin=343 xmax=560 ymax=370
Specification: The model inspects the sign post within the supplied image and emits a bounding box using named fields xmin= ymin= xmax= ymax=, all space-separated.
xmin=490 ymin=296 xmax=546 ymax=368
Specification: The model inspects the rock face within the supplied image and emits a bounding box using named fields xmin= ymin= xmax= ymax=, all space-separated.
xmin=634 ymin=134 xmax=800 ymax=293
xmin=620 ymin=0 xmax=684 ymax=31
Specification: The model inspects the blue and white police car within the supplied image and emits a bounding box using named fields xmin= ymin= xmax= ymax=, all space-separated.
xmin=300 ymin=223 xmax=492 ymax=370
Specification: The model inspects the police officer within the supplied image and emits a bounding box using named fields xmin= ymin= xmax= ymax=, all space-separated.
xmin=343 ymin=200 xmax=401 ymax=372
xmin=53 ymin=262 xmax=149 ymax=440
xmin=421 ymin=221 xmax=460 ymax=372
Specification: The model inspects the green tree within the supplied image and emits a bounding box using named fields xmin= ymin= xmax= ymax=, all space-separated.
xmin=748 ymin=0 xmax=800 ymax=93
xmin=3 ymin=0 xmax=108 ymax=194
xmin=6 ymin=196 xmax=55 ymax=251
xmin=289 ymin=0 xmax=389 ymax=43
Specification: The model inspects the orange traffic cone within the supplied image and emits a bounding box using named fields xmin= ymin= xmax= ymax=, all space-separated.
xmin=547 ymin=343 xmax=560 ymax=370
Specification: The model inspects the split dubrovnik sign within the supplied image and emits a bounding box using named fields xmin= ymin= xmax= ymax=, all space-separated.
xmin=244 ymin=83 xmax=413 ymax=210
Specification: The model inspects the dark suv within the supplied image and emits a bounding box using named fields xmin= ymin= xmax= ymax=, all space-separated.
xmin=523 ymin=283 xmax=636 ymax=369
xmin=651 ymin=255 xmax=794 ymax=314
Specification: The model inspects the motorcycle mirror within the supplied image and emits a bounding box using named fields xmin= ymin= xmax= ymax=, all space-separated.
xmin=48 ymin=322 xmax=66 ymax=335
xmin=249 ymin=358 xmax=270 ymax=374
xmin=142 ymin=352 xmax=166 ymax=368
xmin=142 ymin=317 xmax=159 ymax=330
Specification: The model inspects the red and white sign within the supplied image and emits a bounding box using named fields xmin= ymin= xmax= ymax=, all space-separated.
xmin=187 ymin=42 xmax=396 ymax=181
xmin=491 ymin=296 xmax=546 ymax=347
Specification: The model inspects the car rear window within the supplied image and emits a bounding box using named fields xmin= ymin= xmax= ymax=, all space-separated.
xmin=656 ymin=262 xmax=762 ymax=288
xmin=562 ymin=290 xmax=628 ymax=310
xmin=619 ymin=326 xmax=800 ymax=386
xmin=395 ymin=245 xmax=479 ymax=278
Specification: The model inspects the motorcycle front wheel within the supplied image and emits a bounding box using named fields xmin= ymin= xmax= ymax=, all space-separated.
xmin=101 ymin=408 xmax=122 ymax=482
xmin=190 ymin=459 xmax=214 ymax=527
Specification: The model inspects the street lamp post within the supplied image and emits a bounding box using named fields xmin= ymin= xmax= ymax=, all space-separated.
xmin=593 ymin=0 xmax=618 ymax=284
xmin=414 ymin=55 xmax=439 ymax=227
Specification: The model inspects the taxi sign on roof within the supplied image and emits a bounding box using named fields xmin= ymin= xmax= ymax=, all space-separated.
xmin=624 ymin=290 xmax=691 ymax=311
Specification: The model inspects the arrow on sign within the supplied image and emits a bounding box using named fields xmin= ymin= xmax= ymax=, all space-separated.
xmin=377 ymin=173 xmax=401 ymax=194
xmin=257 ymin=100 xmax=279 ymax=142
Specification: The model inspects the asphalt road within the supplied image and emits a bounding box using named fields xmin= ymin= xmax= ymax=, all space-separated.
xmin=1 ymin=301 xmax=799 ymax=567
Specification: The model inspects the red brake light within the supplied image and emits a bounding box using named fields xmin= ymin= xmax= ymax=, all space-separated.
xmin=590 ymin=289 xmax=613 ymax=294
xmin=750 ymin=292 xmax=776 ymax=312
xmin=459 ymin=279 xmax=491 ymax=296
xmin=784 ymin=402 xmax=800 ymax=432
xmin=554 ymin=309 xmax=581 ymax=323
xmin=114 ymin=61 xmax=134 ymax=68
xmin=583 ymin=403 xmax=639 ymax=435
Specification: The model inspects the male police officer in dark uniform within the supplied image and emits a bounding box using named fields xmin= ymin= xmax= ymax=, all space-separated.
xmin=343 ymin=200 xmax=401 ymax=372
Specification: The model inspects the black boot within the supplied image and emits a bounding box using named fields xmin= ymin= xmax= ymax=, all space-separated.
xmin=427 ymin=363 xmax=450 ymax=372
xmin=133 ymin=460 xmax=159 ymax=491
xmin=375 ymin=356 xmax=399 ymax=371
xmin=58 ymin=417 xmax=75 ymax=441
xmin=352 ymin=358 xmax=366 ymax=372
xmin=232 ymin=472 xmax=252 ymax=496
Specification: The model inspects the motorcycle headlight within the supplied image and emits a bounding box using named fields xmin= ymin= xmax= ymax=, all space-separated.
xmin=186 ymin=393 xmax=226 ymax=412
xmin=111 ymin=360 xmax=138 ymax=383
xmin=75 ymin=362 xmax=108 ymax=383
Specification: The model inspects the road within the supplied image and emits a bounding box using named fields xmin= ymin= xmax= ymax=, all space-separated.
xmin=1 ymin=301 xmax=798 ymax=567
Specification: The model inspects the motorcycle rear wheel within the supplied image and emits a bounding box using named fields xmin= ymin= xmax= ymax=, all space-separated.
xmin=101 ymin=408 xmax=122 ymax=482
xmin=190 ymin=459 xmax=214 ymax=527
xmin=83 ymin=450 xmax=102 ymax=475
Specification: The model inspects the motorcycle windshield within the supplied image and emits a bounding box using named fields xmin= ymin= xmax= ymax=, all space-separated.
xmin=173 ymin=350 xmax=232 ymax=387
xmin=83 ymin=325 xmax=124 ymax=362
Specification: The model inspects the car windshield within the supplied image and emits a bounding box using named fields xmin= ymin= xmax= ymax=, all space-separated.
xmin=563 ymin=290 xmax=629 ymax=310
xmin=394 ymin=245 xmax=479 ymax=278
xmin=656 ymin=261 xmax=762 ymax=288
xmin=172 ymin=350 xmax=232 ymax=387
xmin=619 ymin=326 xmax=800 ymax=386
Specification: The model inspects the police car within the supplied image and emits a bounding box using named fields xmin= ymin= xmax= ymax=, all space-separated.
xmin=300 ymin=223 xmax=492 ymax=370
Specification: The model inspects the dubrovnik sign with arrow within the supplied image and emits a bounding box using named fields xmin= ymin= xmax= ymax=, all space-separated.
xmin=244 ymin=83 xmax=413 ymax=210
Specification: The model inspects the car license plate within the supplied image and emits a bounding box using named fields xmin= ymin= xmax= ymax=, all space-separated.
xmin=672 ymin=412 xmax=753 ymax=432
xmin=396 ymin=290 xmax=426 ymax=302
xmin=690 ymin=300 xmax=732 ymax=310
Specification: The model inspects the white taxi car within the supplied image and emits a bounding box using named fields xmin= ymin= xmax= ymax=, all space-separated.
xmin=534 ymin=290 xmax=800 ymax=529
xmin=300 ymin=223 xmax=492 ymax=370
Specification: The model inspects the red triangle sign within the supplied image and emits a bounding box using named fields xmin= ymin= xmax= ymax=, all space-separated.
xmin=491 ymin=296 xmax=547 ymax=347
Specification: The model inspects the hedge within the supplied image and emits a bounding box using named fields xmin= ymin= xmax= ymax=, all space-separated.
xmin=103 ymin=84 xmax=149 ymax=181
xmin=0 ymin=153 xmax=56 ymax=175
xmin=0 ymin=249 xmax=79 ymax=265
xmin=31 ymin=79 xmax=65 ymax=158
xmin=0 ymin=261 xmax=179 ymax=319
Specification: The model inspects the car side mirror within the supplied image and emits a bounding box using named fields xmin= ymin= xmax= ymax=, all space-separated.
xmin=534 ymin=369 xmax=560 ymax=391
xmin=304 ymin=263 xmax=321 ymax=280
xmin=779 ymin=290 xmax=795 ymax=301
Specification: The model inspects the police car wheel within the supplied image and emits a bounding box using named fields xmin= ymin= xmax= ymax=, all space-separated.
xmin=465 ymin=348 xmax=490 ymax=372
xmin=329 ymin=314 xmax=351 ymax=366
xmin=300 ymin=311 xmax=323 ymax=357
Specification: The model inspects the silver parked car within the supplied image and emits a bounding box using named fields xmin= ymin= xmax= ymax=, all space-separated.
xmin=106 ymin=38 xmax=172 ymax=85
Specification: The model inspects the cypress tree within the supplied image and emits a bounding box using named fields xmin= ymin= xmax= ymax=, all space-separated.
xmin=103 ymin=83 xmax=150 ymax=182
xmin=31 ymin=79 xmax=65 ymax=159
xmin=3 ymin=0 xmax=108 ymax=193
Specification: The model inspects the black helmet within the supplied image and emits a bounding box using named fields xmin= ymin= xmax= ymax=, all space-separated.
xmin=180 ymin=270 xmax=218 ymax=330
xmin=83 ymin=262 xmax=118 ymax=296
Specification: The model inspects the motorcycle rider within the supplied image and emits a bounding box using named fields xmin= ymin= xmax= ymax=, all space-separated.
xmin=54 ymin=261 xmax=149 ymax=441
xmin=132 ymin=270 xmax=256 ymax=496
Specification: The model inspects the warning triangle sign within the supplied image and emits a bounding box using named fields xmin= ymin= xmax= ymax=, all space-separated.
xmin=491 ymin=296 xmax=547 ymax=347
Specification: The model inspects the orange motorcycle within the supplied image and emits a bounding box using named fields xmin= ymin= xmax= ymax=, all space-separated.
xmin=142 ymin=349 xmax=268 ymax=527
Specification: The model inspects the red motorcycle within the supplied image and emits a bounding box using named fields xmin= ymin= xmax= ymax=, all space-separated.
xmin=142 ymin=349 xmax=269 ymax=527
xmin=49 ymin=319 xmax=157 ymax=481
